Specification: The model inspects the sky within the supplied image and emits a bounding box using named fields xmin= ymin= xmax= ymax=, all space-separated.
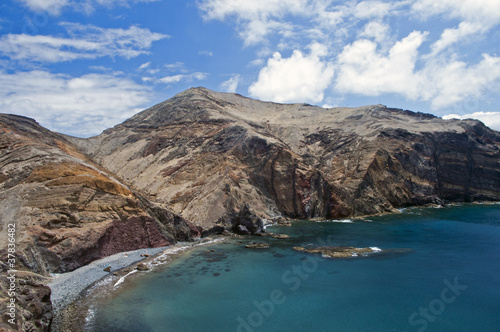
xmin=1 ymin=0 xmax=500 ymax=137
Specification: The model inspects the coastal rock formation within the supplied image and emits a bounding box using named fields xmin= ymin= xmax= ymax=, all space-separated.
xmin=1 ymin=87 xmax=500 ymax=330
xmin=71 ymin=87 xmax=500 ymax=227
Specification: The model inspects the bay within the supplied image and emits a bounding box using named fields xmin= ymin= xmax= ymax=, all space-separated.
xmin=84 ymin=204 xmax=500 ymax=332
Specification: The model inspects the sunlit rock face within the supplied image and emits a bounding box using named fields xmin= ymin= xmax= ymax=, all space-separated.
xmin=74 ymin=87 xmax=500 ymax=227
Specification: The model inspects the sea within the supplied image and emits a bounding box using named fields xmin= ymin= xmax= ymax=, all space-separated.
xmin=80 ymin=204 xmax=500 ymax=332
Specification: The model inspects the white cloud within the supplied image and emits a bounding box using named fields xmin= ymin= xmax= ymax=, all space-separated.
xmin=354 ymin=1 xmax=392 ymax=19
xmin=335 ymin=30 xmax=500 ymax=110
xmin=158 ymin=72 xmax=207 ymax=84
xmin=199 ymin=0 xmax=310 ymax=45
xmin=0 ymin=70 xmax=150 ymax=137
xmin=220 ymin=74 xmax=240 ymax=93
xmin=19 ymin=0 xmax=159 ymax=15
xmin=0 ymin=23 xmax=167 ymax=63
xmin=336 ymin=31 xmax=427 ymax=99
xmin=359 ymin=20 xmax=390 ymax=44
xmin=430 ymin=22 xmax=485 ymax=56
xmin=164 ymin=62 xmax=186 ymax=72
xmin=139 ymin=61 xmax=151 ymax=69
xmin=249 ymin=42 xmax=334 ymax=103
xmin=199 ymin=0 xmax=308 ymax=21
xmin=197 ymin=0 xmax=500 ymax=114
xmin=424 ymin=54 xmax=500 ymax=109
xmin=18 ymin=0 xmax=69 ymax=15
xmin=443 ymin=112 xmax=500 ymax=131
xmin=412 ymin=0 xmax=500 ymax=26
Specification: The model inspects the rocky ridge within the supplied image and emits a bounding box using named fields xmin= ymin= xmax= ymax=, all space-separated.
xmin=72 ymin=87 xmax=500 ymax=226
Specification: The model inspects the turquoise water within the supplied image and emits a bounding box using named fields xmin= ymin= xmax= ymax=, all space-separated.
xmin=86 ymin=205 xmax=500 ymax=332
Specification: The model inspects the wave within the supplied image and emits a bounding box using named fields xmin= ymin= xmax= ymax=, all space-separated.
xmin=316 ymin=219 xmax=354 ymax=223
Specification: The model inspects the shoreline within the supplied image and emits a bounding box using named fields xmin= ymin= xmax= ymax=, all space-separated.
xmin=48 ymin=237 xmax=226 ymax=331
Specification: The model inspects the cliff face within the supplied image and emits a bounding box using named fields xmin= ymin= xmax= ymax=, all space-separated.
xmin=0 ymin=114 xmax=199 ymax=330
xmin=72 ymin=87 xmax=500 ymax=227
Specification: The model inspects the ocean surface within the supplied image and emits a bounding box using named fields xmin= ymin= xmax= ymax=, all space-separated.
xmin=83 ymin=204 xmax=500 ymax=332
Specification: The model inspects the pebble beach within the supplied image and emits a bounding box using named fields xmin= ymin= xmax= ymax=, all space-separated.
xmin=48 ymin=238 xmax=225 ymax=319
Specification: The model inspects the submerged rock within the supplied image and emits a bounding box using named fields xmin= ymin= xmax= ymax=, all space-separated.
xmin=271 ymin=233 xmax=290 ymax=239
xmin=245 ymin=241 xmax=270 ymax=249
xmin=293 ymin=246 xmax=382 ymax=258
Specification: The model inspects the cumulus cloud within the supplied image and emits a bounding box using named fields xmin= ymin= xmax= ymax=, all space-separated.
xmin=359 ymin=20 xmax=390 ymax=44
xmin=0 ymin=70 xmax=150 ymax=137
xmin=424 ymin=54 xmax=500 ymax=109
xmin=0 ymin=23 xmax=167 ymax=63
xmin=443 ymin=112 xmax=500 ymax=131
xmin=335 ymin=29 xmax=500 ymax=110
xmin=249 ymin=42 xmax=334 ymax=103
xmin=336 ymin=31 xmax=427 ymax=99
xmin=220 ymin=74 xmax=240 ymax=93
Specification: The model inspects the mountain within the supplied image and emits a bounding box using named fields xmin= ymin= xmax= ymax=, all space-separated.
xmin=72 ymin=87 xmax=500 ymax=228
xmin=1 ymin=87 xmax=499 ymax=330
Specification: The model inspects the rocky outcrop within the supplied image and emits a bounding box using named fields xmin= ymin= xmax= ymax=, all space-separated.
xmin=70 ymin=87 xmax=500 ymax=227
xmin=293 ymin=246 xmax=381 ymax=258
xmin=0 ymin=272 xmax=52 ymax=332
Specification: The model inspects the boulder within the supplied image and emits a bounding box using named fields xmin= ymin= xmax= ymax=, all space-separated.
xmin=136 ymin=263 xmax=150 ymax=271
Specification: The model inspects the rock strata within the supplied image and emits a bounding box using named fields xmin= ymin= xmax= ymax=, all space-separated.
xmin=0 ymin=114 xmax=199 ymax=329
xmin=72 ymin=87 xmax=500 ymax=228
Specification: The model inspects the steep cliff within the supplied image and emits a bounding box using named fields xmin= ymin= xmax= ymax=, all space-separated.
xmin=72 ymin=87 xmax=500 ymax=227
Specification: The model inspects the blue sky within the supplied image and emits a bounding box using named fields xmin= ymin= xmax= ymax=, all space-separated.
xmin=1 ymin=0 xmax=500 ymax=137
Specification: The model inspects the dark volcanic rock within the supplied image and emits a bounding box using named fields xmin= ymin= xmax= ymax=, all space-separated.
xmin=0 ymin=272 xmax=52 ymax=332
xmin=231 ymin=205 xmax=264 ymax=235
xmin=201 ymin=225 xmax=225 ymax=237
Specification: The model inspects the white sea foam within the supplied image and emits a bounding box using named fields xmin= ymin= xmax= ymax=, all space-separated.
xmin=84 ymin=305 xmax=95 ymax=324
xmin=111 ymin=238 xmax=225 ymax=288
xmin=113 ymin=270 xmax=138 ymax=287
xmin=316 ymin=219 xmax=353 ymax=223
xmin=369 ymin=247 xmax=382 ymax=252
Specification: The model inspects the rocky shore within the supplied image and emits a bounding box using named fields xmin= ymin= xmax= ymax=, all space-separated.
xmin=48 ymin=247 xmax=168 ymax=315
xmin=49 ymin=238 xmax=224 ymax=331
